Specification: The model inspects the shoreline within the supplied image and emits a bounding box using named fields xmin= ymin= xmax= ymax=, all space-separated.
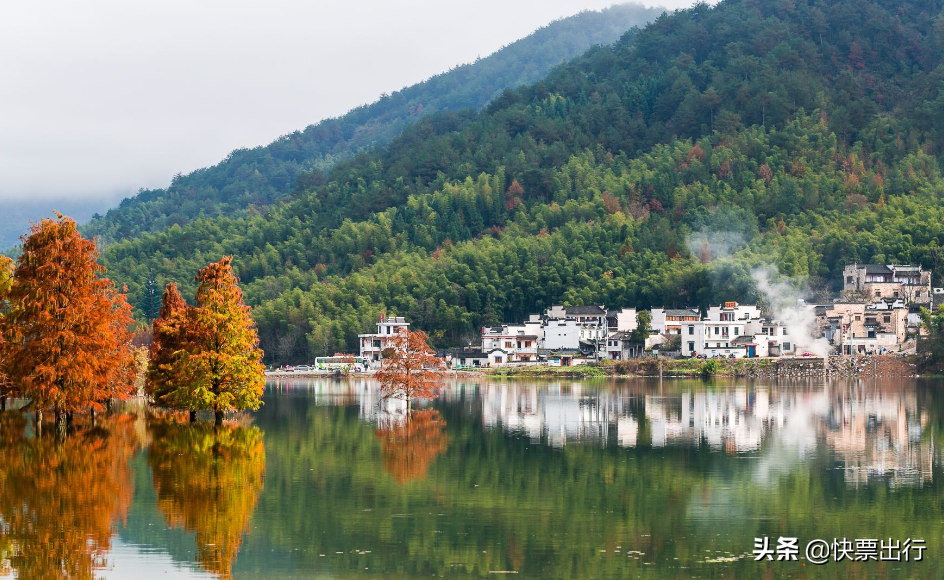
xmin=266 ymin=354 xmax=919 ymax=381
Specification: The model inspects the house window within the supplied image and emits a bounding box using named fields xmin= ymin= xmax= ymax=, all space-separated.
xmin=688 ymin=342 xmax=695 ymax=352
xmin=784 ymin=342 xmax=792 ymax=351
xmin=875 ymin=290 xmax=881 ymax=297
xmin=714 ymin=327 xmax=720 ymax=335
xmin=847 ymin=276 xmax=853 ymax=284
xmin=855 ymin=315 xmax=861 ymax=321
xmin=735 ymin=328 xmax=740 ymax=336
xmin=884 ymin=315 xmax=891 ymax=323
xmin=688 ymin=326 xmax=694 ymax=335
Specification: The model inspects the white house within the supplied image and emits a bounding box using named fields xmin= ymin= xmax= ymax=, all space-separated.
xmin=651 ymin=308 xmax=701 ymax=335
xmin=543 ymin=319 xmax=581 ymax=350
xmin=358 ymin=316 xmax=410 ymax=362
xmin=679 ymin=305 xmax=795 ymax=358
xmin=481 ymin=321 xmax=543 ymax=362
xmin=705 ymin=302 xmax=760 ymax=323
xmin=609 ymin=307 xmax=638 ymax=333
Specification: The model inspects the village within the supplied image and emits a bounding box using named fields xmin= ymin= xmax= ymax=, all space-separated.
xmin=352 ymin=263 xmax=939 ymax=370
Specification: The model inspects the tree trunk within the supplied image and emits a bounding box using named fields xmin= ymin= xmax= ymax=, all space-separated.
xmin=189 ymin=410 xmax=197 ymax=423
xmin=0 ymin=396 xmax=5 ymax=413
xmin=66 ymin=411 xmax=73 ymax=426
xmin=56 ymin=409 xmax=67 ymax=438
xmin=214 ymin=409 xmax=224 ymax=427
xmin=90 ymin=407 xmax=96 ymax=427
xmin=36 ymin=410 xmax=43 ymax=436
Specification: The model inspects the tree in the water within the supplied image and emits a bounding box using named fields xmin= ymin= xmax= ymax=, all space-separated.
xmin=376 ymin=328 xmax=445 ymax=413
xmin=146 ymin=282 xmax=195 ymax=417
xmin=375 ymin=408 xmax=449 ymax=482
xmin=0 ymin=413 xmax=138 ymax=579
xmin=148 ymin=257 xmax=265 ymax=425
xmin=0 ymin=215 xmax=136 ymax=428
xmin=147 ymin=418 xmax=265 ymax=579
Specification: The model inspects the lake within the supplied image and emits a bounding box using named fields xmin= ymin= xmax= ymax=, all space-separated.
xmin=1 ymin=377 xmax=942 ymax=579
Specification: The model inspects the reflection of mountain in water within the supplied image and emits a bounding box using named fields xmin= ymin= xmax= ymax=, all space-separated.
xmin=274 ymin=377 xmax=936 ymax=489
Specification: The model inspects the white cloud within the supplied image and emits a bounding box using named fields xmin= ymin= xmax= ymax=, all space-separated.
xmin=0 ymin=0 xmax=707 ymax=202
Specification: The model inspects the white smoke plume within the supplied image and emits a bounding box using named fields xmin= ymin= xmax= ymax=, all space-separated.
xmin=687 ymin=229 xmax=746 ymax=262
xmin=751 ymin=266 xmax=832 ymax=358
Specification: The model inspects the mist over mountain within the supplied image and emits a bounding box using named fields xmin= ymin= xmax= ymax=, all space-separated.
xmin=91 ymin=0 xmax=944 ymax=363
xmin=70 ymin=4 xmax=661 ymax=246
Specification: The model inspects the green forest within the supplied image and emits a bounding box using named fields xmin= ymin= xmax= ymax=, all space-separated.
xmin=78 ymin=4 xmax=660 ymax=245
xmin=97 ymin=0 xmax=944 ymax=362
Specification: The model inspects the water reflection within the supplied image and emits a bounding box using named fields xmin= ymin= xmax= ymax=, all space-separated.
xmin=0 ymin=413 xmax=139 ymax=579
xmin=375 ymin=409 xmax=449 ymax=482
xmin=146 ymin=418 xmax=265 ymax=579
xmin=256 ymin=377 xmax=944 ymax=579
xmin=272 ymin=376 xmax=938 ymax=489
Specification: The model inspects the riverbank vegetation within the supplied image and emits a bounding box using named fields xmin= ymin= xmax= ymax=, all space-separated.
xmin=482 ymin=357 xmax=780 ymax=379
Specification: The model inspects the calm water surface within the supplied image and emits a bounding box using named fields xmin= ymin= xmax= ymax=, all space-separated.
xmin=2 ymin=377 xmax=943 ymax=579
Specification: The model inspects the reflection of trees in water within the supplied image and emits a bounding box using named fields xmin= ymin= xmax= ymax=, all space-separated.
xmin=147 ymin=418 xmax=265 ymax=579
xmin=375 ymin=409 xmax=448 ymax=482
xmin=0 ymin=414 xmax=138 ymax=579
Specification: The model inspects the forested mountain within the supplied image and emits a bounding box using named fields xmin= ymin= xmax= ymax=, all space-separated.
xmin=78 ymin=4 xmax=661 ymax=244
xmin=102 ymin=0 xmax=944 ymax=363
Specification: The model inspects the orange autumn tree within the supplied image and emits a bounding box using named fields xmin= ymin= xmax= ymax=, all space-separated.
xmin=375 ymin=408 xmax=449 ymax=482
xmin=145 ymin=282 xmax=195 ymax=417
xmin=0 ymin=215 xmax=136 ymax=427
xmin=147 ymin=418 xmax=265 ymax=579
xmin=147 ymin=257 xmax=265 ymax=425
xmin=376 ymin=328 xmax=445 ymax=413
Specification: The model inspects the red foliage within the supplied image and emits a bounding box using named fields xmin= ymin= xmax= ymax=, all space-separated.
xmin=0 ymin=215 xmax=136 ymax=415
xmin=376 ymin=328 xmax=445 ymax=412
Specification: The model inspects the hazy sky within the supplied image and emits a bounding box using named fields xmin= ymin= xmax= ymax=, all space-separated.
xmin=1 ymin=0 xmax=704 ymax=203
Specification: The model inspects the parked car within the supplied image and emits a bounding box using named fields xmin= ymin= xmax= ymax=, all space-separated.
xmin=284 ymin=365 xmax=295 ymax=372
xmin=801 ymin=352 xmax=814 ymax=357
xmin=295 ymin=365 xmax=311 ymax=372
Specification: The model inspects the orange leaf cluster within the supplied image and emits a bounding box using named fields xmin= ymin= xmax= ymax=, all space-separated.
xmin=375 ymin=328 xmax=445 ymax=412
xmin=146 ymin=257 xmax=265 ymax=420
xmin=0 ymin=215 xmax=136 ymax=414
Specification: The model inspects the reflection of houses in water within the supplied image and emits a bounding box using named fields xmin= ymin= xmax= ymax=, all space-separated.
xmin=469 ymin=381 xmax=934 ymax=487
xmin=268 ymin=377 xmax=935 ymax=487
xmin=479 ymin=383 xmax=614 ymax=447
xmin=823 ymin=384 xmax=932 ymax=488
xmin=651 ymin=390 xmax=766 ymax=452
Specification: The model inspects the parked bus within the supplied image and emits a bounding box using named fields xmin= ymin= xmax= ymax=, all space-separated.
xmin=315 ymin=356 xmax=369 ymax=373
